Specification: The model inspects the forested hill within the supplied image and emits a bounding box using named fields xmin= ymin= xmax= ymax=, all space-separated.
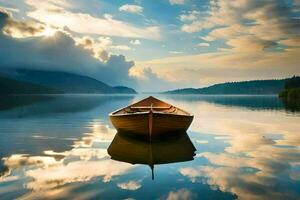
xmin=165 ymin=79 xmax=287 ymax=95
xmin=0 ymin=76 xmax=61 ymax=94
xmin=0 ymin=69 xmax=137 ymax=94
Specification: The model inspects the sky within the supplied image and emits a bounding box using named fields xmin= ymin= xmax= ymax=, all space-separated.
xmin=0 ymin=0 xmax=299 ymax=92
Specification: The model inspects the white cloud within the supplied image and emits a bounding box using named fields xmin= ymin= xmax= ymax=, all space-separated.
xmin=111 ymin=45 xmax=131 ymax=51
xmin=175 ymin=101 xmax=300 ymax=200
xmin=166 ymin=189 xmax=195 ymax=200
xmin=74 ymin=36 xmax=112 ymax=61
xmin=226 ymin=35 xmax=275 ymax=52
xmin=129 ymin=67 xmax=175 ymax=92
xmin=179 ymin=11 xmax=199 ymax=22
xmin=2 ymin=17 xmax=49 ymax=38
xmin=25 ymin=0 xmax=160 ymax=40
xmin=169 ymin=0 xmax=185 ymax=5
xmin=74 ymin=35 xmax=132 ymax=56
xmin=200 ymin=36 xmax=215 ymax=42
xmin=117 ymin=181 xmax=141 ymax=190
xmin=197 ymin=42 xmax=210 ymax=47
xmin=196 ymin=140 xmax=209 ymax=144
xmin=98 ymin=36 xmax=113 ymax=48
xmin=135 ymin=44 xmax=300 ymax=88
xmin=169 ymin=51 xmax=183 ymax=54
xmin=0 ymin=11 xmax=137 ymax=87
xmin=182 ymin=0 xmax=300 ymax=42
xmin=2 ymin=123 xmax=136 ymax=192
xmin=130 ymin=39 xmax=141 ymax=45
xmin=143 ymin=0 xmax=300 ymax=89
xmin=0 ymin=6 xmax=19 ymax=13
xmin=119 ymin=4 xmax=143 ymax=14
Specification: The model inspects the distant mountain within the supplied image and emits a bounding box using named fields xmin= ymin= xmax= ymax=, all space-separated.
xmin=0 ymin=69 xmax=137 ymax=94
xmin=164 ymin=79 xmax=287 ymax=95
xmin=0 ymin=76 xmax=61 ymax=94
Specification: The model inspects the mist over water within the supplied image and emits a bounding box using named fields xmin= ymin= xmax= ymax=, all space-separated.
xmin=0 ymin=94 xmax=299 ymax=200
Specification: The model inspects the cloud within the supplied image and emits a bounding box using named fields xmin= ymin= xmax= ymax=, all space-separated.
xmin=279 ymin=37 xmax=300 ymax=47
xmin=117 ymin=180 xmax=141 ymax=190
xmin=226 ymin=36 xmax=276 ymax=52
xmin=135 ymin=1 xmax=300 ymax=89
xmin=180 ymin=146 xmax=300 ymax=199
xmin=195 ymin=140 xmax=209 ymax=144
xmin=119 ymin=4 xmax=143 ymax=14
xmin=75 ymin=36 xmax=133 ymax=56
xmin=3 ymin=154 xmax=61 ymax=168
xmin=136 ymin=45 xmax=300 ymax=88
xmin=130 ymin=39 xmax=141 ymax=45
xmin=74 ymin=36 xmax=112 ymax=61
xmin=205 ymin=24 xmax=244 ymax=41
xmin=169 ymin=0 xmax=185 ymax=5
xmin=25 ymin=0 xmax=160 ymax=40
xmin=174 ymin=100 xmax=300 ymax=200
xmin=165 ymin=189 xmax=195 ymax=200
xmin=110 ymin=45 xmax=131 ymax=51
xmin=197 ymin=42 xmax=210 ymax=47
xmin=200 ymin=35 xmax=215 ymax=42
xmin=181 ymin=0 xmax=300 ymax=51
xmin=183 ymin=0 xmax=300 ymax=39
xmin=129 ymin=66 xmax=175 ymax=91
xmin=0 ymin=11 xmax=48 ymax=38
xmin=0 ymin=6 xmax=19 ymax=13
xmin=0 ymin=10 xmax=137 ymax=88
xmin=181 ymin=20 xmax=213 ymax=33
xmin=180 ymin=165 xmax=298 ymax=200
xmin=169 ymin=51 xmax=183 ymax=54
xmin=2 ymin=122 xmax=136 ymax=194
xmin=25 ymin=159 xmax=133 ymax=190
xmin=179 ymin=11 xmax=199 ymax=22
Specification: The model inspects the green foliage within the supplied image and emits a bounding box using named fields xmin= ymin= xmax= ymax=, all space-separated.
xmin=279 ymin=88 xmax=300 ymax=100
xmin=280 ymin=88 xmax=300 ymax=112
xmin=285 ymin=76 xmax=300 ymax=89
xmin=278 ymin=89 xmax=288 ymax=98
xmin=279 ymin=76 xmax=300 ymax=101
xmin=279 ymin=77 xmax=300 ymax=112
xmin=287 ymin=88 xmax=300 ymax=100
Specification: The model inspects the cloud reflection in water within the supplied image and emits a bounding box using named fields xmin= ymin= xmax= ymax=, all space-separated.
xmin=1 ymin=122 xmax=136 ymax=199
xmin=174 ymin=100 xmax=300 ymax=200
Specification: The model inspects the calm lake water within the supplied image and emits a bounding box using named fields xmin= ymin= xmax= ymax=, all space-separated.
xmin=0 ymin=94 xmax=300 ymax=200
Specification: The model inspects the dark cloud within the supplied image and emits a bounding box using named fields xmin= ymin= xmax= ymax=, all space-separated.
xmin=0 ymin=9 xmax=8 ymax=28
xmin=0 ymin=9 xmax=45 ymax=38
xmin=0 ymin=10 xmax=136 ymax=88
xmin=3 ymin=18 xmax=45 ymax=38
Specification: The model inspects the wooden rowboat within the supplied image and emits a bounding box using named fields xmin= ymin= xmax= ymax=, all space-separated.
xmin=109 ymin=96 xmax=193 ymax=137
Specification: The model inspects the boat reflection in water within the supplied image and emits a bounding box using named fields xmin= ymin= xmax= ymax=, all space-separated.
xmin=107 ymin=131 xmax=196 ymax=180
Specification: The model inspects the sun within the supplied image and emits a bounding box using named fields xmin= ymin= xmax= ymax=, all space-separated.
xmin=42 ymin=26 xmax=57 ymax=37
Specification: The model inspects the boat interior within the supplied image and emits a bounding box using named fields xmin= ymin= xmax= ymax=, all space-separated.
xmin=112 ymin=96 xmax=191 ymax=116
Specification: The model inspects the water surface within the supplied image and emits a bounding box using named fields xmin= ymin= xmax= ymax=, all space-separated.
xmin=0 ymin=94 xmax=299 ymax=200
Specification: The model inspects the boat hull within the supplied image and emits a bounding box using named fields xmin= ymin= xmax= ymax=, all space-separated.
xmin=109 ymin=112 xmax=194 ymax=137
